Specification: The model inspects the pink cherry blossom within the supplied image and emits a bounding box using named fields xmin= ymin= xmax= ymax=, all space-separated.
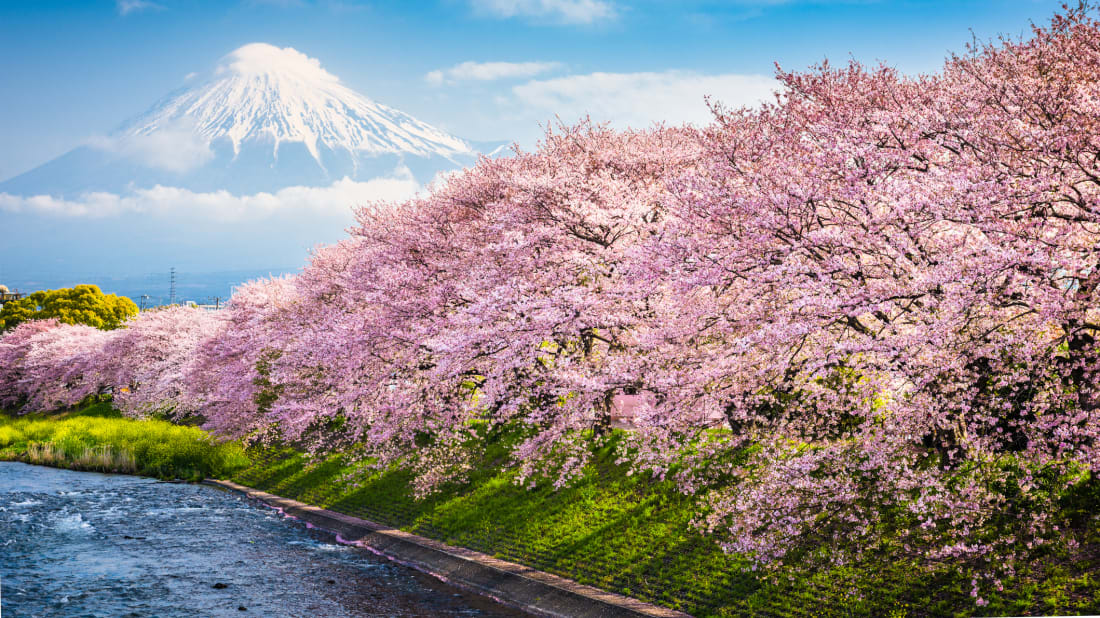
xmin=4 ymin=5 xmax=1100 ymax=588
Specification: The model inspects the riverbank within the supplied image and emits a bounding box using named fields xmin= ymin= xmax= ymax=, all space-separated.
xmin=0 ymin=402 xmax=249 ymax=480
xmin=231 ymin=444 xmax=1100 ymax=617
xmin=208 ymin=478 xmax=689 ymax=618
xmin=4 ymin=404 xmax=1099 ymax=616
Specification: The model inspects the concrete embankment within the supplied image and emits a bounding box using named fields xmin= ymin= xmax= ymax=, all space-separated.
xmin=205 ymin=479 xmax=692 ymax=618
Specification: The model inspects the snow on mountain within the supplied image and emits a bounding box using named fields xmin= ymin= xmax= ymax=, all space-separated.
xmin=124 ymin=43 xmax=472 ymax=163
xmin=0 ymin=43 xmax=489 ymax=197
xmin=0 ymin=43 xmax=510 ymax=285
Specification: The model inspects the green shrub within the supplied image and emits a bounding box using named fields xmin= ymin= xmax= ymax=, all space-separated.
xmin=0 ymin=404 xmax=249 ymax=480
xmin=0 ymin=284 xmax=138 ymax=332
xmin=0 ymin=425 xmax=23 ymax=447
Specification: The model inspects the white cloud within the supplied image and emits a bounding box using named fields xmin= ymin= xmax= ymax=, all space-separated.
xmin=426 ymin=61 xmax=563 ymax=86
xmin=511 ymin=70 xmax=778 ymax=128
xmin=0 ymin=173 xmax=420 ymax=222
xmin=89 ymin=119 xmax=214 ymax=173
xmin=116 ymin=0 xmax=164 ymax=16
xmin=470 ymin=0 xmax=616 ymax=24
xmin=220 ymin=42 xmax=339 ymax=84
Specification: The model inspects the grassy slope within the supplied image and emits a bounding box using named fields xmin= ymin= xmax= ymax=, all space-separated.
xmin=3 ymin=402 xmax=1097 ymax=616
xmin=230 ymin=440 xmax=1100 ymax=617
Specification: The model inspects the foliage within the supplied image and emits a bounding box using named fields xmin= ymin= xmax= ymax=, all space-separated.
xmin=0 ymin=320 xmax=114 ymax=411
xmin=4 ymin=4 xmax=1100 ymax=605
xmin=0 ymin=284 xmax=137 ymax=332
xmin=0 ymin=402 xmax=250 ymax=480
xmin=0 ymin=306 xmax=222 ymax=413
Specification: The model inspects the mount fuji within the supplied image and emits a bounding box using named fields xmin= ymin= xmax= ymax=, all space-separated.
xmin=1 ymin=43 xmax=485 ymax=197
xmin=0 ymin=44 xmax=503 ymax=301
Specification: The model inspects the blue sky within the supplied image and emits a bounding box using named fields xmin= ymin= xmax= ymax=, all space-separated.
xmin=0 ymin=0 xmax=1068 ymax=182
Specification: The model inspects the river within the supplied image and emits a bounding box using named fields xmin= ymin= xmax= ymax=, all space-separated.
xmin=0 ymin=462 xmax=527 ymax=617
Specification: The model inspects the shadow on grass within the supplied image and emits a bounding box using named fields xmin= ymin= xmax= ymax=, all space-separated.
xmin=317 ymin=450 xmax=761 ymax=617
xmin=231 ymin=442 xmax=1096 ymax=617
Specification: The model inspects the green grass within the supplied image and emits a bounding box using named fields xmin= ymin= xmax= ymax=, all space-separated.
xmin=229 ymin=433 xmax=1100 ymax=617
xmin=5 ymin=401 xmax=1098 ymax=615
xmin=0 ymin=402 xmax=250 ymax=480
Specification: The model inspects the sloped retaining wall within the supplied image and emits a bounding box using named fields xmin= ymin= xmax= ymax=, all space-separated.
xmin=204 ymin=479 xmax=692 ymax=618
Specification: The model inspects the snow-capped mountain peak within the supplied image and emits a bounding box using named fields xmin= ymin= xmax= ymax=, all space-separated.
xmin=119 ymin=43 xmax=472 ymax=165
xmin=0 ymin=42 xmax=494 ymax=198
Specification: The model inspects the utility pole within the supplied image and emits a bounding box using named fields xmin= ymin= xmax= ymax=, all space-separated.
xmin=169 ymin=267 xmax=177 ymax=306
xmin=214 ymin=296 xmax=221 ymax=310
xmin=140 ymin=294 xmax=150 ymax=311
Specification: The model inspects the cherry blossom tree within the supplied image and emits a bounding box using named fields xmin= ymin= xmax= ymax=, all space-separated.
xmin=103 ymin=305 xmax=227 ymax=418
xmin=620 ymin=3 xmax=1100 ymax=577
xmin=0 ymin=319 xmax=63 ymax=409
xmin=4 ymin=4 xmax=1100 ymax=594
xmin=248 ymin=122 xmax=702 ymax=488
xmin=186 ymin=275 xmax=302 ymax=439
xmin=1 ymin=321 xmax=112 ymax=411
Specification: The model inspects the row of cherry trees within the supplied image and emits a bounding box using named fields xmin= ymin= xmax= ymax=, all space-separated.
xmin=5 ymin=5 xmax=1100 ymax=586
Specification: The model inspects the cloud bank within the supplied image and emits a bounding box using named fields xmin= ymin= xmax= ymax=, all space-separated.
xmin=89 ymin=119 xmax=214 ymax=173
xmin=426 ymin=61 xmax=563 ymax=85
xmin=512 ymin=70 xmax=778 ymax=128
xmin=220 ymin=42 xmax=340 ymax=84
xmin=0 ymin=173 xmax=419 ymax=221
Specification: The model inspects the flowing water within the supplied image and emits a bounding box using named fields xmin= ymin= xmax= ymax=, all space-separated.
xmin=0 ymin=462 xmax=527 ymax=617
